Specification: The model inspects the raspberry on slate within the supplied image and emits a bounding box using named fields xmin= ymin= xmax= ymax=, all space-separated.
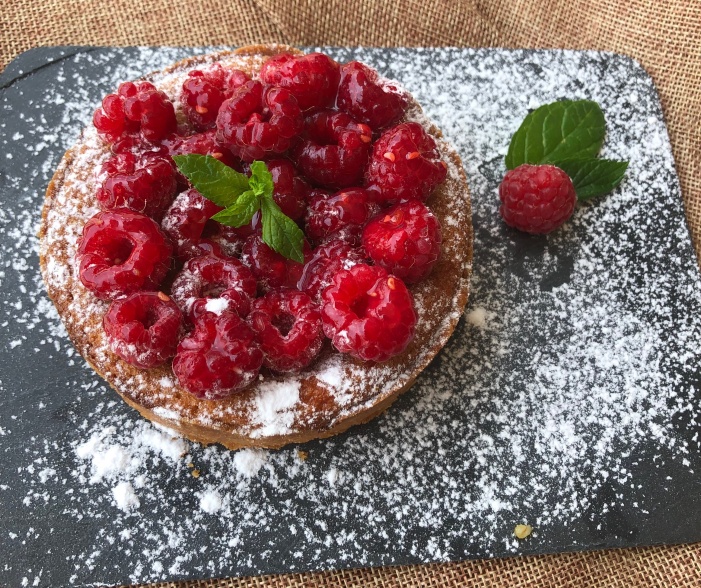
xmin=215 ymin=80 xmax=303 ymax=162
xmin=103 ymin=291 xmax=183 ymax=368
xmin=96 ymin=153 xmax=178 ymax=221
xmin=362 ymin=200 xmax=442 ymax=284
xmin=260 ymin=52 xmax=340 ymax=111
xmin=297 ymin=239 xmax=366 ymax=302
xmin=171 ymin=254 xmax=257 ymax=322
xmin=248 ymin=289 xmax=324 ymax=373
xmin=498 ymin=164 xmax=577 ymax=234
xmin=181 ymin=64 xmax=250 ymax=131
xmin=173 ymin=312 xmax=263 ymax=399
xmin=305 ymin=187 xmax=380 ymax=245
xmin=321 ymin=264 xmax=416 ymax=362
xmin=365 ymin=122 xmax=447 ymax=204
xmin=77 ymin=210 xmax=172 ymax=300
xmin=337 ymin=61 xmax=408 ymax=129
xmin=241 ymin=235 xmax=311 ymax=292
xmin=161 ymin=189 xmax=223 ymax=261
xmin=292 ymin=110 xmax=372 ymax=189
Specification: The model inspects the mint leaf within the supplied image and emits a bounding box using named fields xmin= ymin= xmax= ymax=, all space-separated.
xmin=211 ymin=190 xmax=261 ymax=227
xmin=172 ymin=154 xmax=250 ymax=207
xmin=260 ymin=196 xmax=305 ymax=264
xmin=505 ymin=100 xmax=606 ymax=170
xmin=554 ymin=158 xmax=629 ymax=201
xmin=248 ymin=160 xmax=274 ymax=197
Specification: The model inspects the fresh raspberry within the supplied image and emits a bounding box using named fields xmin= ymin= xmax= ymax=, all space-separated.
xmin=292 ymin=110 xmax=372 ymax=189
xmin=181 ymin=64 xmax=249 ymax=131
xmin=241 ymin=235 xmax=310 ymax=292
xmin=96 ymin=153 xmax=178 ymax=221
xmin=362 ymin=201 xmax=441 ymax=284
xmin=173 ymin=312 xmax=263 ymax=399
xmin=171 ymin=254 xmax=256 ymax=322
xmin=215 ymin=80 xmax=302 ymax=161
xmin=205 ymin=219 xmax=257 ymax=258
xmin=498 ymin=164 xmax=577 ymax=234
xmin=336 ymin=61 xmax=408 ymax=129
xmin=297 ymin=239 xmax=366 ymax=301
xmin=164 ymin=130 xmax=243 ymax=171
xmin=103 ymin=291 xmax=182 ymax=368
xmin=305 ymin=187 xmax=380 ymax=245
xmin=321 ymin=264 xmax=416 ymax=362
xmin=110 ymin=135 xmax=169 ymax=157
xmin=161 ymin=189 xmax=222 ymax=261
xmin=247 ymin=289 xmax=324 ymax=372
xmin=94 ymin=81 xmax=177 ymax=144
xmin=260 ymin=53 xmax=340 ymax=111
xmin=265 ymin=159 xmax=309 ymax=221
xmin=77 ymin=210 xmax=172 ymax=300
xmin=365 ymin=122 xmax=447 ymax=204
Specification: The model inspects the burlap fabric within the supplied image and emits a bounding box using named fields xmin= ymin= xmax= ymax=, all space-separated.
xmin=2 ymin=1 xmax=700 ymax=586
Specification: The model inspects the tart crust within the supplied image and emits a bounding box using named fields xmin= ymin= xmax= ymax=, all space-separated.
xmin=39 ymin=45 xmax=473 ymax=449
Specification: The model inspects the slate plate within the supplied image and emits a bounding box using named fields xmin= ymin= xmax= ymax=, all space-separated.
xmin=1 ymin=46 xmax=700 ymax=587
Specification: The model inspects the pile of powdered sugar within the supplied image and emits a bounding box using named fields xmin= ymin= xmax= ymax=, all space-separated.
xmin=1 ymin=46 xmax=701 ymax=587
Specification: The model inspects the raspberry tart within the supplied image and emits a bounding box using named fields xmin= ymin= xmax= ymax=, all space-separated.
xmin=39 ymin=45 xmax=473 ymax=449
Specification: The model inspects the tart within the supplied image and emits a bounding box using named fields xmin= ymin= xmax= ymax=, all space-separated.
xmin=39 ymin=45 xmax=473 ymax=449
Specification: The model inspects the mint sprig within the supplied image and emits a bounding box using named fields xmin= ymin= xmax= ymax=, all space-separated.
xmin=172 ymin=154 xmax=305 ymax=263
xmin=505 ymin=99 xmax=628 ymax=199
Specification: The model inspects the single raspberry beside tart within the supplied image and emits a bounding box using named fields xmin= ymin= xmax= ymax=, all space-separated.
xmin=498 ymin=164 xmax=577 ymax=234
xmin=172 ymin=312 xmax=263 ymax=399
xmin=297 ymin=239 xmax=366 ymax=301
xmin=362 ymin=201 xmax=442 ymax=284
xmin=248 ymin=289 xmax=324 ymax=373
xmin=103 ymin=291 xmax=182 ymax=368
xmin=241 ymin=235 xmax=310 ymax=292
xmin=321 ymin=264 xmax=416 ymax=362
xmin=305 ymin=187 xmax=380 ymax=245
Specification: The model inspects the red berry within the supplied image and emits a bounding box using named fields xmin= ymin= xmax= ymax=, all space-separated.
xmin=241 ymin=235 xmax=310 ymax=292
xmin=305 ymin=187 xmax=380 ymax=245
xmin=362 ymin=201 xmax=441 ymax=284
xmin=96 ymin=153 xmax=178 ymax=221
xmin=103 ymin=291 xmax=182 ymax=368
xmin=365 ymin=122 xmax=447 ymax=204
xmin=248 ymin=289 xmax=324 ymax=373
xmin=321 ymin=264 xmax=416 ymax=362
xmin=171 ymin=254 xmax=256 ymax=322
xmin=260 ymin=53 xmax=340 ymax=111
xmin=77 ymin=210 xmax=172 ymax=300
xmin=181 ymin=64 xmax=249 ymax=131
xmin=173 ymin=312 xmax=263 ymax=399
xmin=292 ymin=110 xmax=372 ymax=189
xmin=337 ymin=61 xmax=408 ymax=129
xmin=297 ymin=239 xmax=366 ymax=301
xmin=215 ymin=80 xmax=302 ymax=162
xmin=499 ymin=164 xmax=577 ymax=234
xmin=93 ymin=93 xmax=139 ymax=144
xmin=161 ymin=189 xmax=222 ymax=261
xmin=164 ymin=130 xmax=243 ymax=171
xmin=265 ymin=159 xmax=309 ymax=221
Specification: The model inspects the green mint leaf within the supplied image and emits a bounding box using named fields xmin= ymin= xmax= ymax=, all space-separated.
xmin=210 ymin=190 xmax=261 ymax=227
xmin=505 ymin=100 xmax=606 ymax=170
xmin=172 ymin=154 xmax=250 ymax=207
xmin=260 ymin=195 xmax=305 ymax=264
xmin=248 ymin=160 xmax=274 ymax=197
xmin=554 ymin=158 xmax=629 ymax=201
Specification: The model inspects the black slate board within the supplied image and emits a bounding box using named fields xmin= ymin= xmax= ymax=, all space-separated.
xmin=1 ymin=46 xmax=701 ymax=587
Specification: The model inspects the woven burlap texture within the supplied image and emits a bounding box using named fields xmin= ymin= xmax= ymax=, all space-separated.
xmin=2 ymin=1 xmax=701 ymax=586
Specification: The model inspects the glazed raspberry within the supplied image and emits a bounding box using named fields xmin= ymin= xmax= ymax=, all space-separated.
xmin=362 ymin=201 xmax=442 ymax=284
xmin=96 ymin=153 xmax=178 ymax=221
xmin=161 ymin=189 xmax=222 ymax=261
xmin=292 ymin=110 xmax=372 ymax=189
xmin=171 ymin=254 xmax=256 ymax=321
xmin=215 ymin=80 xmax=302 ymax=161
xmin=103 ymin=291 xmax=182 ymax=368
xmin=321 ymin=264 xmax=416 ymax=362
xmin=337 ymin=61 xmax=408 ymax=129
xmin=265 ymin=159 xmax=309 ymax=221
xmin=305 ymin=188 xmax=380 ymax=245
xmin=499 ymin=164 xmax=577 ymax=234
xmin=181 ymin=64 xmax=249 ymax=131
xmin=248 ymin=289 xmax=324 ymax=372
xmin=260 ymin=53 xmax=340 ymax=111
xmin=173 ymin=312 xmax=263 ymax=399
xmin=241 ymin=235 xmax=310 ymax=292
xmin=365 ymin=122 xmax=447 ymax=204
xmin=164 ymin=130 xmax=242 ymax=171
xmin=206 ymin=219 xmax=257 ymax=258
xmin=297 ymin=239 xmax=366 ymax=301
xmin=77 ymin=210 xmax=172 ymax=300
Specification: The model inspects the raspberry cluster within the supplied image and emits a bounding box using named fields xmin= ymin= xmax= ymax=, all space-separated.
xmin=79 ymin=51 xmax=448 ymax=399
